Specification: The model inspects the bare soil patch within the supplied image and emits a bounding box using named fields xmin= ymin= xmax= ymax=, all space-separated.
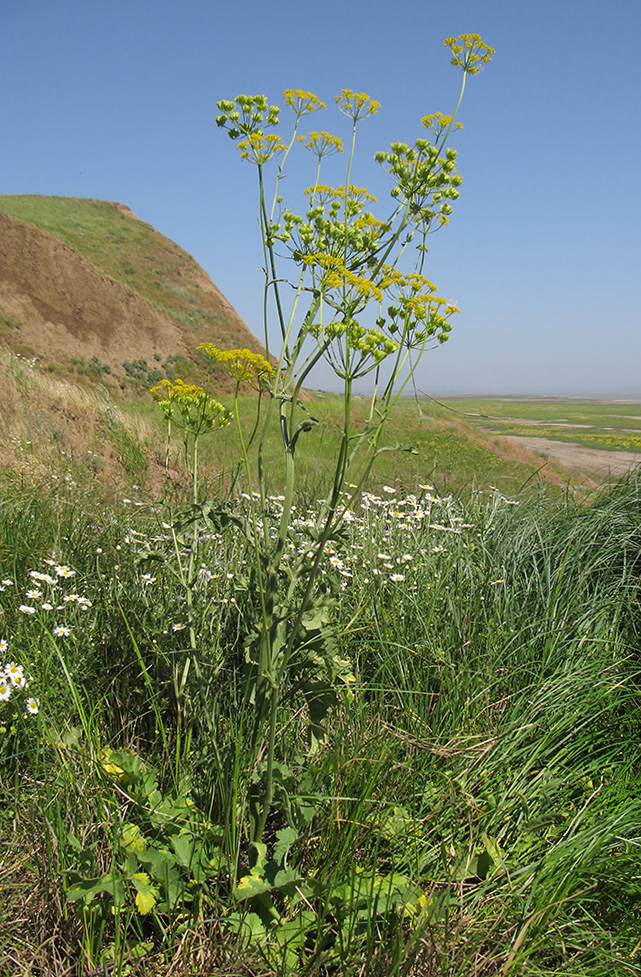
xmin=0 ymin=211 xmax=187 ymax=371
xmin=0 ymin=204 xmax=265 ymax=391
xmin=500 ymin=435 xmax=640 ymax=477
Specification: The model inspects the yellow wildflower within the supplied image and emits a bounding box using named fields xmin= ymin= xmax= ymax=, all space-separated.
xmin=303 ymin=253 xmax=382 ymax=301
xmin=283 ymin=89 xmax=326 ymax=113
xmin=444 ymin=34 xmax=495 ymax=74
xmin=300 ymin=131 xmax=344 ymax=157
xmin=197 ymin=344 xmax=275 ymax=383
xmin=237 ymin=132 xmax=288 ymax=163
xmin=149 ymin=378 xmax=231 ymax=431
xmin=334 ymin=89 xmax=380 ymax=121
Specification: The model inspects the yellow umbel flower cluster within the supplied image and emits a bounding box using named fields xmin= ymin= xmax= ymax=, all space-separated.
xmin=299 ymin=131 xmax=344 ymax=158
xmin=197 ymin=344 xmax=275 ymax=383
xmin=420 ymin=112 xmax=464 ymax=136
xmin=334 ymin=89 xmax=380 ymax=122
xmin=283 ymin=89 xmax=326 ymax=114
xmin=303 ymin=184 xmax=377 ymax=204
xmin=443 ymin=34 xmax=495 ymax=74
xmin=302 ymin=253 xmax=383 ymax=302
xmin=236 ymin=132 xmax=288 ymax=163
xmin=149 ymin=378 xmax=231 ymax=431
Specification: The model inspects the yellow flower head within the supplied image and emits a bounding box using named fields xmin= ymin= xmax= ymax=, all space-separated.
xmin=334 ymin=89 xmax=380 ymax=122
xmin=443 ymin=34 xmax=495 ymax=74
xmin=299 ymin=130 xmax=344 ymax=158
xmin=198 ymin=344 xmax=275 ymax=383
xmin=283 ymin=89 xmax=326 ymax=115
xmin=334 ymin=184 xmax=377 ymax=203
xmin=150 ymin=378 xmax=205 ymax=406
xmin=237 ymin=132 xmax=288 ymax=163
xmin=149 ymin=378 xmax=231 ymax=431
xmin=303 ymin=253 xmax=383 ymax=301
xmin=421 ymin=112 xmax=464 ymax=135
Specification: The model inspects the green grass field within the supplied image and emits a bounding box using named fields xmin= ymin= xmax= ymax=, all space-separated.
xmin=1 ymin=413 xmax=640 ymax=975
xmin=441 ymin=396 xmax=641 ymax=453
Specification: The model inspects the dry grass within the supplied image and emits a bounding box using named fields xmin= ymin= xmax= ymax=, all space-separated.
xmin=0 ymin=349 xmax=185 ymax=495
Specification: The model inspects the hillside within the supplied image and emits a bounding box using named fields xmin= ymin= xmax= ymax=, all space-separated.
xmin=0 ymin=195 xmax=263 ymax=392
xmin=0 ymin=194 xmax=620 ymax=499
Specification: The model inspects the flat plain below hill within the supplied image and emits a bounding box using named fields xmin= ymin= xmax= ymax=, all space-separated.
xmin=440 ymin=397 xmax=641 ymax=481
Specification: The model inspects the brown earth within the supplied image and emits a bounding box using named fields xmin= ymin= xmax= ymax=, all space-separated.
xmin=0 ymin=208 xmax=264 ymax=389
xmin=500 ymin=435 xmax=640 ymax=478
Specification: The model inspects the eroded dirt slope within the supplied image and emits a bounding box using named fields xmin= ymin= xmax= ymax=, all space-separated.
xmin=0 ymin=200 xmax=263 ymax=389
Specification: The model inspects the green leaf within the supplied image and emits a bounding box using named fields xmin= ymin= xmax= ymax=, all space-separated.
xmin=298 ymin=679 xmax=339 ymax=753
xmin=273 ymin=826 xmax=298 ymax=867
xmin=170 ymin=831 xmax=195 ymax=869
xmin=235 ymin=869 xmax=272 ymax=901
xmin=67 ymin=872 xmax=125 ymax=907
xmin=226 ymin=910 xmax=269 ymax=941
xmin=271 ymin=866 xmax=304 ymax=896
xmin=131 ymin=872 xmax=158 ymax=915
xmin=121 ymin=823 xmax=146 ymax=853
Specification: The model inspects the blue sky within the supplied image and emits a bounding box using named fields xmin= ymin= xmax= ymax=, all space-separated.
xmin=2 ymin=0 xmax=640 ymax=395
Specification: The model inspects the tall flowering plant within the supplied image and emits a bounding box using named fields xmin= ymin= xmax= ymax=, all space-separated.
xmin=209 ymin=34 xmax=494 ymax=849
xmin=152 ymin=35 xmax=493 ymax=860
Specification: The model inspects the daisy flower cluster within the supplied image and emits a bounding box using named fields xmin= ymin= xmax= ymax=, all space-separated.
xmin=63 ymin=482 xmax=519 ymax=644
xmin=3 ymin=559 xmax=94 ymax=631
xmin=0 ymin=641 xmax=38 ymax=716
xmin=267 ymin=483 xmax=476 ymax=592
xmin=121 ymin=483 xmax=478 ymax=607
xmin=0 ymin=558 xmax=96 ymax=720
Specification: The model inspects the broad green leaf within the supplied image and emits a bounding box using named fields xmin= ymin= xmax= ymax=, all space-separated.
xmin=235 ymin=869 xmax=272 ymax=901
xmin=121 ymin=823 xmax=146 ymax=853
xmin=170 ymin=831 xmax=195 ymax=868
xmin=273 ymin=826 xmax=298 ymax=866
xmin=131 ymin=872 xmax=158 ymax=915
xmin=67 ymin=872 xmax=125 ymax=906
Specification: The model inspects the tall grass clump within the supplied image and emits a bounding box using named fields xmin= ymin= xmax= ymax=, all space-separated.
xmin=3 ymin=472 xmax=641 ymax=974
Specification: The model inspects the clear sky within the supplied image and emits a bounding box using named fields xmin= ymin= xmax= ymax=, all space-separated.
xmin=3 ymin=0 xmax=640 ymax=396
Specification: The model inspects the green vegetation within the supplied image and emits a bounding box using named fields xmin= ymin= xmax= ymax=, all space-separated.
xmin=443 ymin=397 xmax=641 ymax=453
xmin=0 ymin=195 xmax=205 ymax=331
xmin=2 ymin=33 xmax=640 ymax=976
xmin=2 ymin=470 xmax=640 ymax=975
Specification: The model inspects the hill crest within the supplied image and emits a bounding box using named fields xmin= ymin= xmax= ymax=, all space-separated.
xmin=0 ymin=195 xmax=263 ymax=393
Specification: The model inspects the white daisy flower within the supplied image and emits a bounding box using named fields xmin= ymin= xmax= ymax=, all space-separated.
xmin=54 ymin=566 xmax=76 ymax=578
xmin=10 ymin=672 xmax=27 ymax=690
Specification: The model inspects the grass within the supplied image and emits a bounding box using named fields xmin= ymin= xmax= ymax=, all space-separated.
xmin=0 ymin=195 xmax=209 ymax=329
xmin=163 ymin=392 xmax=581 ymax=503
xmin=2 ymin=349 xmax=585 ymax=504
xmin=1 ymin=455 xmax=640 ymax=975
xmin=1 ymin=353 xmax=640 ymax=975
xmin=441 ymin=397 xmax=641 ymax=454
xmin=0 ymin=195 xmax=263 ymax=394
